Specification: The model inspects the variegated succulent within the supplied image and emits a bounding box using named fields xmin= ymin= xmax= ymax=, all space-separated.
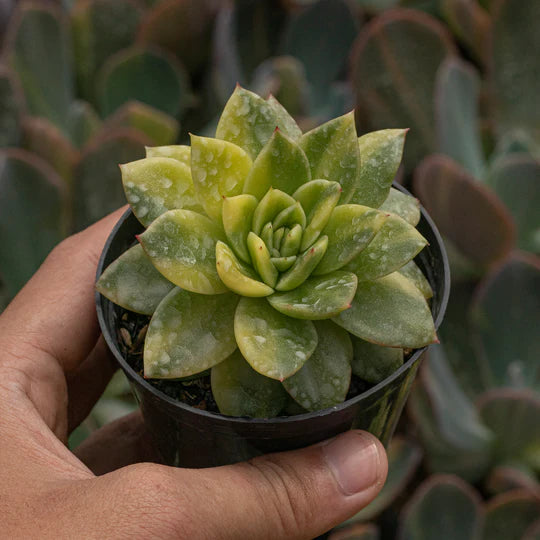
xmin=97 ymin=87 xmax=437 ymax=417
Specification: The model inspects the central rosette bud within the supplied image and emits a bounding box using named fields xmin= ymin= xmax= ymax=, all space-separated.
xmin=217 ymin=183 xmax=342 ymax=295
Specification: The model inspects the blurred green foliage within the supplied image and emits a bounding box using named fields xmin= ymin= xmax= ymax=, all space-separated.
xmin=0 ymin=1 xmax=538 ymax=537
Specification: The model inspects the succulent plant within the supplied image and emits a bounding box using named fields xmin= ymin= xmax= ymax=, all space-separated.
xmin=96 ymin=86 xmax=437 ymax=417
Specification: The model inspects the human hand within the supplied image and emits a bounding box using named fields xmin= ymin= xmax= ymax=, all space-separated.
xmin=0 ymin=209 xmax=387 ymax=539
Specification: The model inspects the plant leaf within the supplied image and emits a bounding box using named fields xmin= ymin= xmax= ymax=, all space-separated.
xmin=300 ymin=111 xmax=360 ymax=203
xmin=71 ymin=0 xmax=142 ymax=101
xmin=96 ymin=244 xmax=174 ymax=315
xmin=352 ymin=129 xmax=408 ymax=208
xmin=470 ymin=254 xmax=540 ymax=389
xmin=247 ymin=232 xmax=278 ymax=288
xmin=293 ymin=179 xmax=342 ymax=251
xmin=0 ymin=149 xmax=66 ymax=298
xmin=482 ymin=490 xmax=540 ymax=540
xmin=234 ymin=297 xmax=317 ymax=380
xmin=397 ymin=475 xmax=483 ymax=540
xmin=215 ymin=241 xmax=273 ymax=297
xmin=252 ymin=188 xmax=296 ymax=235
xmin=97 ymin=46 xmax=191 ymax=118
xmin=216 ymin=86 xmax=301 ymax=160
xmin=139 ymin=209 xmax=227 ymax=294
xmin=222 ymin=194 xmax=258 ymax=263
xmin=280 ymin=223 xmax=303 ymax=257
xmin=487 ymin=155 xmax=540 ymax=253
xmin=73 ymin=129 xmax=148 ymax=231
xmin=379 ymin=187 xmax=420 ymax=226
xmin=314 ymin=204 xmax=388 ymax=275
xmin=243 ymin=129 xmax=311 ymax=199
xmin=271 ymin=256 xmax=296 ymax=272
xmin=268 ymin=271 xmax=357 ymax=320
xmin=276 ymin=235 xmax=328 ymax=291
xmin=211 ymin=350 xmax=288 ymax=417
xmin=333 ymin=272 xmax=437 ymax=348
xmin=346 ymin=214 xmax=427 ymax=281
xmin=0 ymin=67 xmax=22 ymax=147
xmin=190 ymin=135 xmax=252 ymax=222
xmin=121 ymin=156 xmax=202 ymax=227
xmin=490 ymin=0 xmax=540 ymax=143
xmin=67 ymin=100 xmax=101 ymax=148
xmin=146 ymin=144 xmax=190 ymax=165
xmin=105 ymin=101 xmax=179 ymax=146
xmin=398 ymin=260 xmax=433 ymax=299
xmin=435 ymin=57 xmax=485 ymax=179
xmin=144 ymin=288 xmax=238 ymax=378
xmin=7 ymin=4 xmax=74 ymax=135
xmin=413 ymin=155 xmax=515 ymax=265
xmin=351 ymin=337 xmax=403 ymax=384
xmin=350 ymin=10 xmax=455 ymax=172
xmin=282 ymin=320 xmax=352 ymax=411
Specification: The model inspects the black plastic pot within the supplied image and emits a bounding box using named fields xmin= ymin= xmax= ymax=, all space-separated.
xmin=96 ymin=184 xmax=450 ymax=468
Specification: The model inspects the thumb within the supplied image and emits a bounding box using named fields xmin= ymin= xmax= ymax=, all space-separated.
xmin=96 ymin=430 xmax=387 ymax=539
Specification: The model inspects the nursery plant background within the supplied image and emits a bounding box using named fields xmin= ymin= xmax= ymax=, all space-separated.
xmin=0 ymin=0 xmax=538 ymax=538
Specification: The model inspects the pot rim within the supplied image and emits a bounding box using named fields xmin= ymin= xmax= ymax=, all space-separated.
xmin=96 ymin=184 xmax=450 ymax=425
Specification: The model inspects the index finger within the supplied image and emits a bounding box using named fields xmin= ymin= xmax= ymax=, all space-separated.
xmin=0 ymin=207 xmax=126 ymax=372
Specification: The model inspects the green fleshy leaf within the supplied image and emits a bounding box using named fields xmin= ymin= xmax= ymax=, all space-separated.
xmin=252 ymin=188 xmax=296 ymax=235
xmin=243 ymin=129 xmax=311 ymax=199
xmin=97 ymin=46 xmax=191 ymax=118
xmin=351 ymin=336 xmax=404 ymax=384
xmin=276 ymin=235 xmax=328 ymax=291
xmin=247 ymin=232 xmax=278 ymax=288
xmin=482 ymin=490 xmax=540 ymax=540
xmin=300 ymin=112 xmax=360 ymax=203
xmin=352 ymin=129 xmax=408 ymax=208
xmin=487 ymin=155 xmax=540 ymax=253
xmin=73 ymin=130 xmax=147 ymax=231
xmin=398 ymin=261 xmax=433 ymax=300
xmin=346 ymin=214 xmax=428 ymax=281
xmin=234 ymin=297 xmax=318 ymax=380
xmin=71 ymin=0 xmax=142 ymax=102
xmin=273 ymin=202 xmax=306 ymax=230
xmin=211 ymin=350 xmax=288 ymax=417
xmin=273 ymin=227 xmax=286 ymax=250
xmin=216 ymin=87 xmax=301 ymax=160
xmin=270 ymin=256 xmax=296 ymax=272
xmin=0 ymin=68 xmax=22 ymax=147
xmin=96 ymin=244 xmax=174 ymax=315
xmin=267 ymin=94 xmax=303 ymax=140
xmin=260 ymin=222 xmax=274 ymax=251
xmin=333 ymin=272 xmax=437 ymax=348
xmin=470 ymin=254 xmax=540 ymax=389
xmin=280 ymin=223 xmax=303 ymax=257
xmin=222 ymin=194 xmax=258 ymax=263
xmin=398 ymin=476 xmax=483 ymax=540
xmin=435 ymin=57 xmax=485 ymax=179
xmin=215 ymin=241 xmax=273 ymax=297
xmin=190 ymin=135 xmax=252 ymax=223
xmin=144 ymin=288 xmax=238 ymax=378
xmin=268 ymin=271 xmax=357 ymax=320
xmin=105 ymin=101 xmax=179 ymax=147
xmin=67 ymin=100 xmax=101 ymax=148
xmin=7 ymin=4 xmax=74 ymax=135
xmin=138 ymin=209 xmax=227 ymax=294
xmin=121 ymin=157 xmax=202 ymax=227
xmin=146 ymin=144 xmax=190 ymax=165
xmin=314 ymin=205 xmax=388 ymax=275
xmin=350 ymin=11 xmax=455 ymax=172
xmin=379 ymin=187 xmax=420 ymax=226
xmin=283 ymin=320 xmax=352 ymax=411
xmin=293 ymin=179 xmax=342 ymax=251
xmin=0 ymin=150 xmax=66 ymax=298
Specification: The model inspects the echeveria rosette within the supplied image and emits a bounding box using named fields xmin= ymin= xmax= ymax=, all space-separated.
xmin=96 ymin=87 xmax=437 ymax=417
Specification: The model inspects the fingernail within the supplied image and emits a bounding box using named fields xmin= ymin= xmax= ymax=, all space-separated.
xmin=321 ymin=431 xmax=382 ymax=496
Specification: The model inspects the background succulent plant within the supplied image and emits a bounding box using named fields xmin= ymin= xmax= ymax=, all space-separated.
xmin=97 ymin=86 xmax=437 ymax=416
